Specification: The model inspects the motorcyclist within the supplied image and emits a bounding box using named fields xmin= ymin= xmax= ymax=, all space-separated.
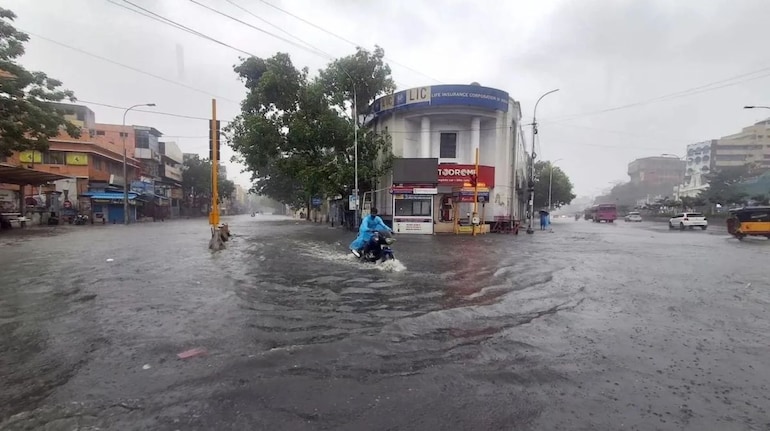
xmin=349 ymin=207 xmax=393 ymax=258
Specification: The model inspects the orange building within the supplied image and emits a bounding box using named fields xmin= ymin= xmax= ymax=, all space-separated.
xmin=0 ymin=104 xmax=144 ymax=219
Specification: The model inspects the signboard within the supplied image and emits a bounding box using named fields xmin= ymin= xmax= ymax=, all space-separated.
xmin=373 ymin=84 xmax=510 ymax=116
xmin=348 ymin=194 xmax=358 ymax=210
xmin=391 ymin=186 xmax=414 ymax=194
xmin=0 ymin=189 xmax=19 ymax=212
xmin=311 ymin=197 xmax=322 ymax=207
xmin=18 ymin=151 xmax=42 ymax=164
xmin=393 ymin=218 xmax=433 ymax=234
xmin=394 ymin=194 xmax=432 ymax=200
xmin=437 ymin=164 xmax=495 ymax=187
xmin=65 ymin=153 xmax=88 ymax=166
xmin=413 ymin=188 xmax=438 ymax=195
xmin=454 ymin=191 xmax=490 ymax=203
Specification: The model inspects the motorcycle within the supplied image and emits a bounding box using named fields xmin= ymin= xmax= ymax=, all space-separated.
xmin=355 ymin=230 xmax=396 ymax=263
xmin=73 ymin=214 xmax=89 ymax=225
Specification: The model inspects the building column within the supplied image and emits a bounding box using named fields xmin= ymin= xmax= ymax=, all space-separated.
xmin=471 ymin=117 xmax=481 ymax=161
xmin=421 ymin=116 xmax=431 ymax=158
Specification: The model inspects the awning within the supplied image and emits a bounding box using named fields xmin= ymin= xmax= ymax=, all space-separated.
xmin=81 ymin=192 xmax=139 ymax=201
xmin=0 ymin=163 xmax=72 ymax=185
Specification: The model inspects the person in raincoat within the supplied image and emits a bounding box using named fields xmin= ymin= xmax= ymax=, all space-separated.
xmin=350 ymin=207 xmax=392 ymax=257
xmin=539 ymin=210 xmax=549 ymax=231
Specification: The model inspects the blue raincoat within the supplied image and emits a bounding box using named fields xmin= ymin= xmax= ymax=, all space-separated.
xmin=349 ymin=215 xmax=391 ymax=250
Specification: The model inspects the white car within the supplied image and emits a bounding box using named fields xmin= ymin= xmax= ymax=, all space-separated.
xmin=624 ymin=212 xmax=643 ymax=222
xmin=669 ymin=212 xmax=708 ymax=230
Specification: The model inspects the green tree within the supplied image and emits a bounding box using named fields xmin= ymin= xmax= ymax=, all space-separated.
xmin=181 ymin=154 xmax=234 ymax=210
xmin=700 ymin=165 xmax=753 ymax=205
xmin=227 ymin=47 xmax=395 ymax=217
xmin=0 ymin=8 xmax=80 ymax=157
xmin=533 ymin=160 xmax=576 ymax=209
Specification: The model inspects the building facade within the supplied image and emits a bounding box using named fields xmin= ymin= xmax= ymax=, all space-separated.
xmin=714 ymin=119 xmax=770 ymax=170
xmin=369 ymin=83 xmax=528 ymax=234
xmin=678 ymin=140 xmax=716 ymax=198
xmin=1 ymin=104 xmax=143 ymax=222
xmin=159 ymin=141 xmax=183 ymax=217
xmin=628 ymin=156 xmax=686 ymax=187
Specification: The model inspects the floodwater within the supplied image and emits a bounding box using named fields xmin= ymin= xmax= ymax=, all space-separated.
xmin=1 ymin=216 xmax=768 ymax=430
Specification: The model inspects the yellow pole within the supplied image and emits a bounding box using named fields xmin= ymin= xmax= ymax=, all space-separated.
xmin=472 ymin=147 xmax=479 ymax=236
xmin=210 ymin=98 xmax=220 ymax=226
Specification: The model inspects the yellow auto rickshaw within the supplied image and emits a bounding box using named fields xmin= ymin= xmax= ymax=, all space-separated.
xmin=726 ymin=206 xmax=770 ymax=240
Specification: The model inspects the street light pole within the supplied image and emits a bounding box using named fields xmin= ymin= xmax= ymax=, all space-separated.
xmin=526 ymin=89 xmax=560 ymax=234
xmin=353 ymin=86 xmax=359 ymax=229
xmin=336 ymin=66 xmax=360 ymax=229
xmin=122 ymin=103 xmax=156 ymax=225
xmin=547 ymin=158 xmax=563 ymax=211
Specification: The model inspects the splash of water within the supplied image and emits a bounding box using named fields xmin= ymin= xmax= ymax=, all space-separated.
xmin=376 ymin=259 xmax=407 ymax=272
xmin=299 ymin=241 xmax=407 ymax=272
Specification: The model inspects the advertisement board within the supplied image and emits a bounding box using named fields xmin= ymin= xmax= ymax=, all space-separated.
xmin=437 ymin=164 xmax=495 ymax=187
xmin=373 ymin=84 xmax=509 ymax=116
xmin=18 ymin=151 xmax=42 ymax=164
xmin=393 ymin=218 xmax=433 ymax=234
xmin=65 ymin=153 xmax=89 ymax=166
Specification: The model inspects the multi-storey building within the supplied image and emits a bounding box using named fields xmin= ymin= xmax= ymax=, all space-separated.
xmin=369 ymin=83 xmax=529 ymax=234
xmin=714 ymin=119 xmax=770 ymax=170
xmin=678 ymin=140 xmax=716 ymax=198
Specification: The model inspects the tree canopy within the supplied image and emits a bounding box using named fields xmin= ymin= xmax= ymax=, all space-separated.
xmin=181 ymin=154 xmax=235 ymax=202
xmin=226 ymin=47 xmax=394 ymax=214
xmin=533 ymin=160 xmax=576 ymax=209
xmin=698 ymin=165 xmax=755 ymax=205
xmin=0 ymin=8 xmax=80 ymax=157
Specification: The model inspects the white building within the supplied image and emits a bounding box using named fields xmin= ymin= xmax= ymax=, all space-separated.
xmin=677 ymin=140 xmax=715 ymax=198
xmin=369 ymin=83 xmax=529 ymax=234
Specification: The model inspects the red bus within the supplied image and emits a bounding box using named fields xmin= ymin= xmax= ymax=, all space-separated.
xmin=593 ymin=204 xmax=617 ymax=223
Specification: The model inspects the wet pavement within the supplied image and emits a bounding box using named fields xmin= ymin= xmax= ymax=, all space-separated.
xmin=1 ymin=216 xmax=768 ymax=430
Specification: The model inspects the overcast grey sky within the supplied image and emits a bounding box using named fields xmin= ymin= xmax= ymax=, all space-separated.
xmin=3 ymin=0 xmax=770 ymax=195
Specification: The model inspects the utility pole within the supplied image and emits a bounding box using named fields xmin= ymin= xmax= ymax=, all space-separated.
xmin=209 ymin=99 xmax=220 ymax=227
xmin=122 ymin=103 xmax=156 ymax=225
xmin=547 ymin=158 xmax=563 ymax=211
xmin=526 ymin=89 xmax=559 ymax=234
xmin=353 ymin=86 xmax=359 ymax=229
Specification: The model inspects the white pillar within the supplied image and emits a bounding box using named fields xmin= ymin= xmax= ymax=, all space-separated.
xmin=471 ymin=117 xmax=481 ymax=160
xmin=421 ymin=116 xmax=431 ymax=158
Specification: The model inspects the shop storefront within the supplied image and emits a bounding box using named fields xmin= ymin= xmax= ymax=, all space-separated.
xmin=87 ymin=192 xmax=139 ymax=224
xmin=391 ymin=186 xmax=438 ymax=234
xmin=434 ymin=164 xmax=495 ymax=233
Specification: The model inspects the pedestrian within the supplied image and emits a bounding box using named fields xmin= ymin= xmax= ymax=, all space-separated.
xmin=539 ymin=211 xmax=546 ymax=230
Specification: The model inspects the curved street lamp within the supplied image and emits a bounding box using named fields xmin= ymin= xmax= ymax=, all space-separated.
xmin=527 ymin=89 xmax=560 ymax=234
xmin=123 ymin=103 xmax=156 ymax=225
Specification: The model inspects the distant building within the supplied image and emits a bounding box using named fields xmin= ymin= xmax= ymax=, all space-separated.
xmin=628 ymin=156 xmax=686 ymax=187
xmin=714 ymin=118 xmax=770 ymax=170
xmin=678 ymin=140 xmax=716 ymax=198
xmin=159 ymin=141 xmax=184 ymax=217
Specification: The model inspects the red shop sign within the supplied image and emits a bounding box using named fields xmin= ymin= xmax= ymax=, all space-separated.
xmin=437 ymin=164 xmax=495 ymax=187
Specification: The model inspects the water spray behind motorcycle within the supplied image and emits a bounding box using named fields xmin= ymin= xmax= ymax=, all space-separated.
xmin=354 ymin=231 xmax=396 ymax=264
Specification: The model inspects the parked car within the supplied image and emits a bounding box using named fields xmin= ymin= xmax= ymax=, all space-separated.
xmin=669 ymin=212 xmax=708 ymax=230
xmin=624 ymin=212 xmax=643 ymax=222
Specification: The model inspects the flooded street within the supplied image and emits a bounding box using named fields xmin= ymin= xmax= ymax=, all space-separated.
xmin=1 ymin=216 xmax=769 ymax=430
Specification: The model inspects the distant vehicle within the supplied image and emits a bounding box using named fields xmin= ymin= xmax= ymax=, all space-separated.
xmin=624 ymin=211 xmax=643 ymax=222
xmin=591 ymin=204 xmax=617 ymax=223
xmin=726 ymin=206 xmax=770 ymax=240
xmin=669 ymin=212 xmax=708 ymax=230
